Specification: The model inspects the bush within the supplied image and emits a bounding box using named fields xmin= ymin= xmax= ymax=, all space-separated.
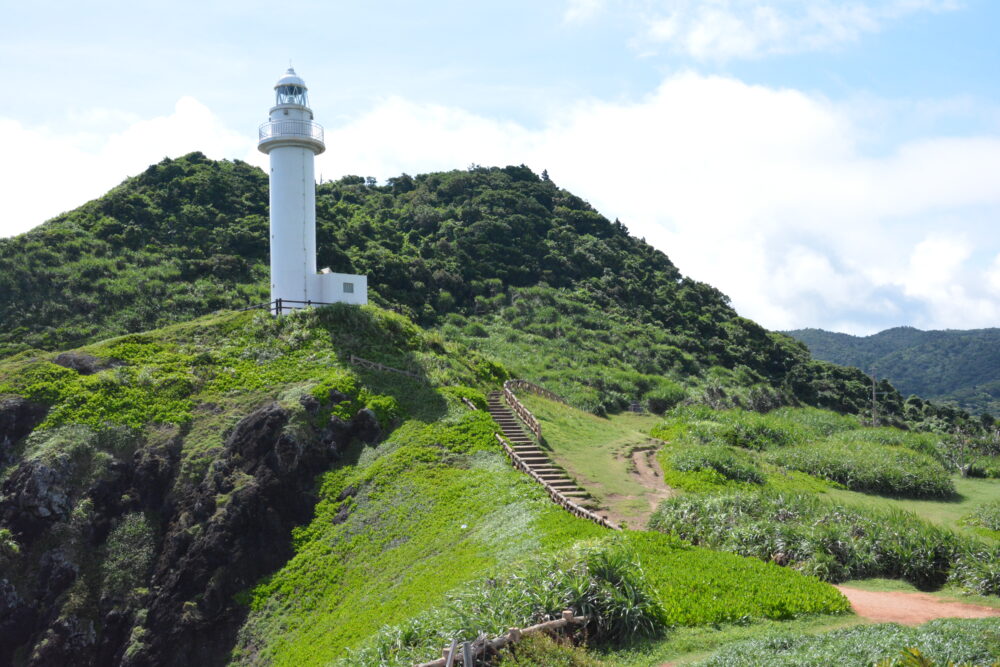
xmin=644 ymin=382 xmax=687 ymax=415
xmin=339 ymin=539 xmax=668 ymax=666
xmin=965 ymin=500 xmax=1000 ymax=532
xmin=670 ymin=445 xmax=764 ymax=485
xmin=498 ymin=634 xmax=606 ymax=666
xmin=625 ymin=531 xmax=849 ymax=625
xmin=648 ymin=491 xmax=986 ymax=593
xmin=767 ymin=440 xmax=954 ymax=498
xmin=696 ymin=618 xmax=1000 ymax=667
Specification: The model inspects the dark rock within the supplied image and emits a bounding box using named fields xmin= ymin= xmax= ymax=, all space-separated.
xmin=298 ymin=393 xmax=320 ymax=413
xmin=353 ymin=408 xmax=382 ymax=443
xmin=0 ymin=578 xmax=37 ymax=664
xmin=29 ymin=615 xmax=97 ymax=666
xmin=35 ymin=550 xmax=79 ymax=607
xmin=0 ymin=396 xmax=47 ymax=458
xmin=0 ymin=460 xmax=73 ymax=541
xmin=130 ymin=401 xmax=363 ymax=667
xmin=52 ymin=352 xmax=121 ymax=375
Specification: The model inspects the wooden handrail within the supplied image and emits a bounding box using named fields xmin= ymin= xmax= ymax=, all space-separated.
xmin=415 ymin=610 xmax=588 ymax=667
xmin=496 ymin=434 xmax=618 ymax=531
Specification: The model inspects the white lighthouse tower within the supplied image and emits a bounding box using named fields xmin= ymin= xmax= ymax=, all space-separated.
xmin=258 ymin=67 xmax=367 ymax=314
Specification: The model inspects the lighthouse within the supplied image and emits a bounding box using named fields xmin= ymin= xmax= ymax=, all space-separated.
xmin=258 ymin=68 xmax=367 ymax=314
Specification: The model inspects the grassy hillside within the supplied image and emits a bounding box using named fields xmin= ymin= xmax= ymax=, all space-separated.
xmin=787 ymin=326 xmax=1000 ymax=417
xmin=2 ymin=153 xmax=983 ymax=432
xmin=0 ymin=303 xmax=859 ymax=665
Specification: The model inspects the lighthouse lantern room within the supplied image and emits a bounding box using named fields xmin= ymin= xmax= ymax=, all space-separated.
xmin=258 ymin=68 xmax=368 ymax=314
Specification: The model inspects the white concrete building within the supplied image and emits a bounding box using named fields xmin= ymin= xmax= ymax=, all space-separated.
xmin=258 ymin=68 xmax=367 ymax=314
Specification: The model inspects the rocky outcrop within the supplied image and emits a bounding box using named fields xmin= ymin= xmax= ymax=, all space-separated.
xmin=121 ymin=402 xmax=379 ymax=667
xmin=0 ymin=396 xmax=47 ymax=460
xmin=0 ymin=397 xmax=381 ymax=667
xmin=52 ymin=352 xmax=122 ymax=375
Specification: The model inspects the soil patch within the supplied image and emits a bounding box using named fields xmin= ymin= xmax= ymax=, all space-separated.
xmin=836 ymin=585 xmax=1000 ymax=625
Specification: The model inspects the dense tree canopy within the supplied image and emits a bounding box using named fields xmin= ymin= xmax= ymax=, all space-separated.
xmin=0 ymin=153 xmax=980 ymax=429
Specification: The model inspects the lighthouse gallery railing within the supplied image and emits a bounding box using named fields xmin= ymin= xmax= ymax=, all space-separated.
xmin=258 ymin=119 xmax=324 ymax=144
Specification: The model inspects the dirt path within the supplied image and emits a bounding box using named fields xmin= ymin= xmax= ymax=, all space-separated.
xmin=836 ymin=586 xmax=1000 ymax=625
xmin=601 ymin=447 xmax=676 ymax=528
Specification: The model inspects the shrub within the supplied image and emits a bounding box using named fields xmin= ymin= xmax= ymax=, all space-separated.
xmin=670 ymin=445 xmax=764 ymax=485
xmin=498 ymin=634 xmax=606 ymax=666
xmin=767 ymin=440 xmax=954 ymax=498
xmin=338 ymin=539 xmax=668 ymax=666
xmin=965 ymin=500 xmax=1000 ymax=532
xmin=696 ymin=618 xmax=1000 ymax=667
xmin=102 ymin=512 xmax=155 ymax=598
xmin=625 ymin=531 xmax=849 ymax=625
xmin=644 ymin=382 xmax=687 ymax=415
xmin=648 ymin=491 xmax=987 ymax=593
xmin=715 ymin=411 xmax=800 ymax=450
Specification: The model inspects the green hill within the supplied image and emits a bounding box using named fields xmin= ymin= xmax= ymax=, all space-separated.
xmin=0 ymin=152 xmax=978 ymax=430
xmin=2 ymin=155 xmax=998 ymax=665
xmin=786 ymin=327 xmax=1000 ymax=416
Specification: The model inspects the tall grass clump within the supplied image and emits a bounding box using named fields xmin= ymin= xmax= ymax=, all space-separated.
xmin=670 ymin=445 xmax=764 ymax=485
xmin=965 ymin=500 xmax=1000 ymax=532
xmin=696 ymin=618 xmax=1000 ymax=667
xmin=339 ymin=539 xmax=668 ymax=666
xmin=767 ymin=440 xmax=954 ymax=498
xmin=648 ymin=491 xmax=992 ymax=593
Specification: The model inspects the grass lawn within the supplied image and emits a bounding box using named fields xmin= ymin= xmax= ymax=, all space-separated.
xmin=821 ymin=476 xmax=1000 ymax=541
xmin=519 ymin=393 xmax=666 ymax=527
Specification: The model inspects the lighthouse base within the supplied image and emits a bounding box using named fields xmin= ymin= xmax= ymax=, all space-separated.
xmin=270 ymin=271 xmax=368 ymax=315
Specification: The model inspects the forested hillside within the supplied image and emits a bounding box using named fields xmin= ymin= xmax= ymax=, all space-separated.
xmin=787 ymin=327 xmax=1000 ymax=417
xmin=2 ymin=155 xmax=999 ymax=666
xmin=0 ymin=153 xmax=977 ymax=430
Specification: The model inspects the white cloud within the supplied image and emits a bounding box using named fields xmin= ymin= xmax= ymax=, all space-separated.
xmin=5 ymin=74 xmax=1000 ymax=335
xmin=564 ymin=0 xmax=606 ymax=23
xmin=314 ymin=73 xmax=1000 ymax=333
xmin=0 ymin=97 xmax=251 ymax=237
xmin=600 ymin=0 xmax=962 ymax=60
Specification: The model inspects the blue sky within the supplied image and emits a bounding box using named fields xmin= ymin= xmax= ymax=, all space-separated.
xmin=2 ymin=0 xmax=999 ymax=335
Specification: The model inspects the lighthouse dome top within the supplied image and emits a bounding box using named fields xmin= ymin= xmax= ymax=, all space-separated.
xmin=273 ymin=67 xmax=310 ymax=108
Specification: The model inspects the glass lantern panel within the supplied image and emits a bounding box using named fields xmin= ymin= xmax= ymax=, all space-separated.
xmin=276 ymin=85 xmax=309 ymax=106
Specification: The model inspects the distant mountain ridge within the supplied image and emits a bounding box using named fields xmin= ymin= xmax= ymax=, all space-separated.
xmin=785 ymin=326 xmax=1000 ymax=416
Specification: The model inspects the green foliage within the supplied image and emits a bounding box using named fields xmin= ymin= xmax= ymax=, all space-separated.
xmin=1 ymin=153 xmax=952 ymax=429
xmin=788 ymin=326 xmax=1000 ymax=418
xmin=498 ymin=634 xmax=607 ymax=667
xmin=768 ymin=440 xmax=955 ymax=498
xmin=0 ymin=527 xmax=19 ymax=560
xmin=670 ymin=445 xmax=765 ymax=485
xmin=648 ymin=491 xmax=1000 ymax=595
xmin=624 ymin=531 xmax=849 ymax=625
xmin=102 ymin=512 xmax=155 ymax=598
xmin=696 ymin=618 xmax=1000 ymax=667
xmin=652 ymin=406 xmax=955 ymax=498
xmin=643 ymin=381 xmax=687 ymax=415
xmin=965 ymin=500 xmax=1000 ymax=532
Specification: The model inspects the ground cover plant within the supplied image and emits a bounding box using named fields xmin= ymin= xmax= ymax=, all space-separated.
xmin=648 ymin=490 xmax=1000 ymax=595
xmin=695 ymin=617 xmax=1000 ymax=667
xmin=337 ymin=530 xmax=849 ymax=666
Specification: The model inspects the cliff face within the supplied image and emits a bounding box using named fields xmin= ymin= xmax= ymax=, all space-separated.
xmin=0 ymin=374 xmax=380 ymax=666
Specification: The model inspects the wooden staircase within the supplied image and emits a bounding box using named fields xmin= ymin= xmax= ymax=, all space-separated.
xmin=487 ymin=391 xmax=588 ymax=499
